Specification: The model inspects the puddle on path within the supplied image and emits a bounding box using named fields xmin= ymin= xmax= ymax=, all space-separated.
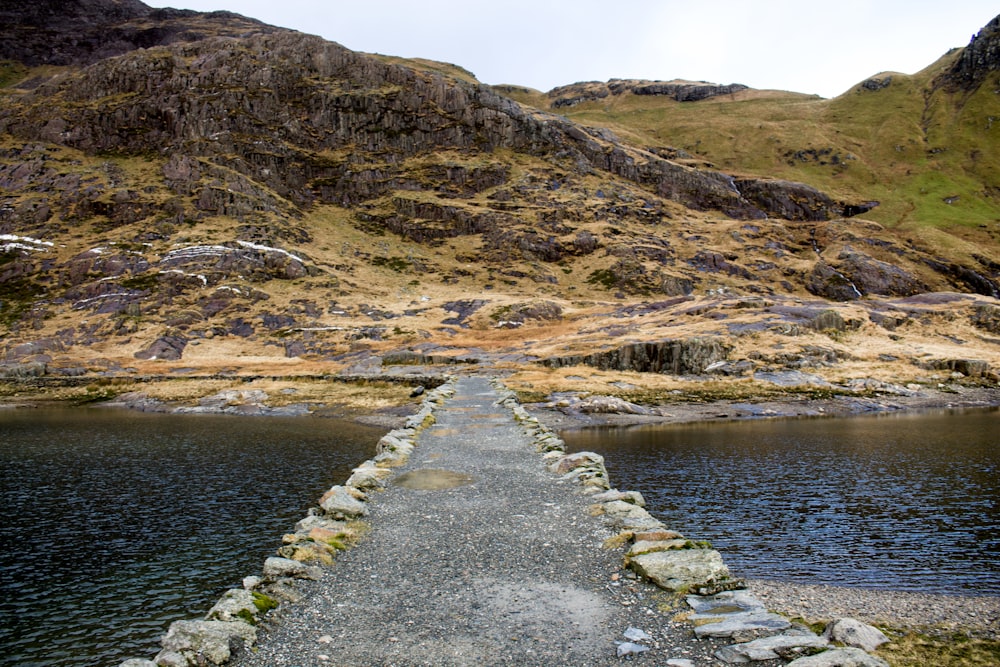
xmin=394 ymin=469 xmax=476 ymax=490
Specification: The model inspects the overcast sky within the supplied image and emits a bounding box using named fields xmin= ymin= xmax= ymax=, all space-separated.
xmin=146 ymin=1 xmax=998 ymax=98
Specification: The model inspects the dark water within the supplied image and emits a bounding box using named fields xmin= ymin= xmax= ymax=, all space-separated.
xmin=0 ymin=408 xmax=381 ymax=667
xmin=563 ymin=408 xmax=999 ymax=594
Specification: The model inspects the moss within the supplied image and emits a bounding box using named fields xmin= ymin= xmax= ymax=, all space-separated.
xmin=251 ymin=591 xmax=278 ymax=613
xmin=235 ymin=609 xmax=257 ymax=625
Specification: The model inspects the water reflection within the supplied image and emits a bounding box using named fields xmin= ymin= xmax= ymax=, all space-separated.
xmin=563 ymin=408 xmax=999 ymax=593
xmin=0 ymin=408 xmax=380 ymax=667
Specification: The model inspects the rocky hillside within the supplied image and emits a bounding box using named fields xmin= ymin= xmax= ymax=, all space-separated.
xmin=0 ymin=0 xmax=998 ymax=392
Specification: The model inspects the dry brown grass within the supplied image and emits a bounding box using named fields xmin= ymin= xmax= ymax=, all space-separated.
xmin=875 ymin=631 xmax=1000 ymax=667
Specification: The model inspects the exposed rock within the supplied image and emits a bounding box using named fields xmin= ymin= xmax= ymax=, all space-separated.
xmin=261 ymin=556 xmax=322 ymax=582
xmin=823 ymin=618 xmax=890 ymax=652
xmin=716 ymin=630 xmax=830 ymax=663
xmin=318 ymin=485 xmax=369 ymax=519
xmin=616 ymin=642 xmax=651 ymax=657
xmin=972 ymin=304 xmax=1000 ymax=334
xmin=544 ymin=337 xmax=732 ymax=374
xmin=119 ymin=660 xmax=157 ymax=667
xmin=158 ymin=619 xmax=256 ymax=666
xmin=574 ymin=395 xmax=650 ymax=415
xmin=628 ymin=547 xmax=731 ymax=592
xmin=785 ymin=647 xmax=890 ymax=667
xmin=548 ymin=79 xmax=749 ymax=108
xmin=693 ymin=610 xmax=792 ymax=640
xmin=922 ymin=358 xmax=990 ymax=377
xmin=836 ymin=250 xmax=926 ymax=297
xmin=807 ymin=263 xmax=863 ymax=301
xmin=133 ymin=334 xmax=187 ymax=360
xmin=943 ymin=14 xmax=1000 ymax=91
xmin=205 ymin=589 xmax=260 ymax=624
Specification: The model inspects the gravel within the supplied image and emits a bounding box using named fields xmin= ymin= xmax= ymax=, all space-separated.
xmin=746 ymin=579 xmax=1000 ymax=639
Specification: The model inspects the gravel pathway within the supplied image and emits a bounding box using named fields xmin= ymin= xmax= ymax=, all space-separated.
xmin=233 ymin=376 xmax=764 ymax=666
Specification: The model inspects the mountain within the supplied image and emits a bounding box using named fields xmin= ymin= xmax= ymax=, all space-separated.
xmin=1 ymin=1 xmax=998 ymax=394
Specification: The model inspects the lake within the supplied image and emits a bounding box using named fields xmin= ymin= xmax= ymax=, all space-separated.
xmin=0 ymin=408 xmax=381 ymax=667
xmin=563 ymin=408 xmax=999 ymax=595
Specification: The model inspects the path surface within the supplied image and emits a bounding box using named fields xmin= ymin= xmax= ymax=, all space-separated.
xmin=233 ymin=376 xmax=741 ymax=666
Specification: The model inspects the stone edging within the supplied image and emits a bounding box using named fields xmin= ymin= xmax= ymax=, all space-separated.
xmin=491 ymin=379 xmax=892 ymax=667
xmin=118 ymin=379 xmax=458 ymax=667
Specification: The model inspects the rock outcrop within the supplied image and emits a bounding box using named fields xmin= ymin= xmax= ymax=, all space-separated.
xmin=548 ymin=79 xmax=749 ymax=108
xmin=544 ymin=338 xmax=732 ymax=375
xmin=943 ymin=14 xmax=1000 ymax=91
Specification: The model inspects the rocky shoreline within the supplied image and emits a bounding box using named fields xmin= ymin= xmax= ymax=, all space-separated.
xmin=525 ymin=384 xmax=1000 ymax=431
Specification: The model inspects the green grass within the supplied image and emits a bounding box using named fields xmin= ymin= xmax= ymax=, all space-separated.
xmin=538 ymin=50 xmax=999 ymax=233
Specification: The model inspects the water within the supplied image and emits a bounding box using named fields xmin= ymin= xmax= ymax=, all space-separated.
xmin=0 ymin=408 xmax=381 ymax=667
xmin=563 ymin=408 xmax=1000 ymax=594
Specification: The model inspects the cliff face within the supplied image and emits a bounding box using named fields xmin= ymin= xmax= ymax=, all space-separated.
xmin=944 ymin=14 xmax=1000 ymax=90
xmin=0 ymin=0 xmax=271 ymax=67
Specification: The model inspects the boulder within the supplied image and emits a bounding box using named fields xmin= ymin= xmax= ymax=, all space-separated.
xmin=319 ymin=485 xmax=368 ymax=519
xmin=574 ymin=395 xmax=649 ymax=415
xmin=158 ymin=619 xmax=256 ymax=665
xmin=205 ymin=589 xmax=259 ymax=623
xmin=134 ymin=334 xmax=187 ymax=361
xmin=628 ymin=547 xmax=731 ymax=592
xmin=693 ymin=611 xmax=792 ymax=640
xmin=261 ymin=556 xmax=322 ymax=581
xmin=822 ymin=618 xmax=890 ymax=652
xmin=716 ymin=630 xmax=829 ymax=663
xmin=786 ymin=647 xmax=890 ymax=667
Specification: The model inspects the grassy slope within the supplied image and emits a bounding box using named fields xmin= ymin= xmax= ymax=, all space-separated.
xmin=509 ymin=51 xmax=1000 ymax=243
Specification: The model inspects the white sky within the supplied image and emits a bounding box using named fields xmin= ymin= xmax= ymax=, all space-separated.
xmin=146 ymin=1 xmax=999 ymax=98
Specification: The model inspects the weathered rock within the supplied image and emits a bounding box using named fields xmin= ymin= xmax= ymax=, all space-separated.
xmin=590 ymin=489 xmax=646 ymax=507
xmin=628 ymin=548 xmax=731 ymax=592
xmin=158 ymin=619 xmax=256 ymax=666
xmin=923 ymin=358 xmax=990 ymax=377
xmin=785 ymin=647 xmax=890 ymax=667
xmin=261 ymin=556 xmax=322 ymax=581
xmin=318 ymin=485 xmax=368 ymax=519
xmin=549 ymin=451 xmax=607 ymax=476
xmin=118 ymin=660 xmax=157 ymax=667
xmin=134 ymin=335 xmax=187 ymax=361
xmin=822 ymin=618 xmax=890 ymax=652
xmin=687 ymin=590 xmax=766 ymax=616
xmin=345 ymin=463 xmax=394 ymax=490
xmin=205 ymin=589 xmax=259 ymax=623
xmin=616 ymin=642 xmax=651 ymax=657
xmin=574 ymin=395 xmax=650 ymax=415
xmin=715 ymin=630 xmax=830 ymax=663
xmin=693 ymin=610 xmax=792 ymax=639
xmin=544 ymin=337 xmax=732 ymax=375
xmin=972 ymin=304 xmax=1000 ymax=334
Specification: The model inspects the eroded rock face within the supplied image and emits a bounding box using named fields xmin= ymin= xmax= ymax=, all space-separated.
xmin=944 ymin=14 xmax=1000 ymax=91
xmin=544 ymin=338 xmax=731 ymax=374
xmin=548 ymin=79 xmax=749 ymax=108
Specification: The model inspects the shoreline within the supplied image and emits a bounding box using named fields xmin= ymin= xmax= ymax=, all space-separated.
xmin=745 ymin=579 xmax=1000 ymax=640
xmin=526 ymin=384 xmax=1000 ymax=431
